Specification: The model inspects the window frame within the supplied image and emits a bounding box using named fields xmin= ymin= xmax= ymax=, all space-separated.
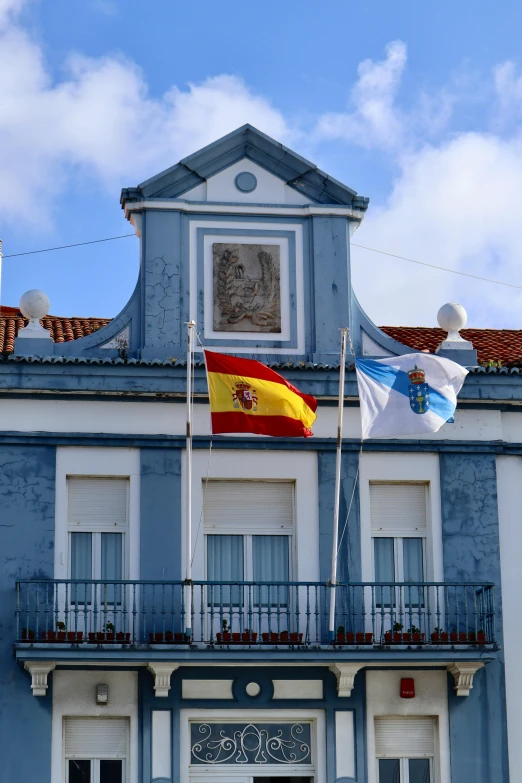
xmin=66 ymin=476 xmax=130 ymax=584
xmin=65 ymin=758 xmax=126 ymax=783
xmin=377 ymin=756 xmax=434 ymax=783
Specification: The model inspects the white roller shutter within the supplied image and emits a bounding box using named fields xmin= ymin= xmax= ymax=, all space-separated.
xmin=67 ymin=478 xmax=128 ymax=531
xmin=370 ymin=483 xmax=427 ymax=534
xmin=204 ymin=480 xmax=294 ymax=532
xmin=375 ymin=716 xmax=435 ymax=757
xmin=64 ymin=717 xmax=128 ymax=757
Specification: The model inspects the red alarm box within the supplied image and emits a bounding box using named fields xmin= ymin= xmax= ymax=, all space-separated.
xmin=400 ymin=678 xmax=415 ymax=698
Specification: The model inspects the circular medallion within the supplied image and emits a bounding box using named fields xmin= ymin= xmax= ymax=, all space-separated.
xmin=245 ymin=681 xmax=261 ymax=697
xmin=235 ymin=171 xmax=257 ymax=193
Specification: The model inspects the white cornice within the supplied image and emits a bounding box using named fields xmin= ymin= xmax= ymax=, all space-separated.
xmin=124 ymin=199 xmax=365 ymax=222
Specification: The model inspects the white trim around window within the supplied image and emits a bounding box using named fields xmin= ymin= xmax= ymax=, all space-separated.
xmin=187 ymin=450 xmax=319 ymax=584
xmin=179 ymin=708 xmax=325 ymax=783
xmin=54 ymin=448 xmax=140 ymax=582
xmin=359 ymin=453 xmax=443 ymax=585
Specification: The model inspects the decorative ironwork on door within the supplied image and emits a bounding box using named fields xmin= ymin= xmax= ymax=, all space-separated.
xmin=190 ymin=723 xmax=312 ymax=765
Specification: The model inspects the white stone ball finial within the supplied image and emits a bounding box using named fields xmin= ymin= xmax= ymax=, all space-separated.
xmin=19 ymin=289 xmax=50 ymax=321
xmin=437 ymin=302 xmax=467 ymax=341
xmin=17 ymin=289 xmax=51 ymax=340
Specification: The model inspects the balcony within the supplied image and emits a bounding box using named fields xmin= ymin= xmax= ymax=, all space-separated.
xmin=15 ymin=580 xmax=496 ymax=652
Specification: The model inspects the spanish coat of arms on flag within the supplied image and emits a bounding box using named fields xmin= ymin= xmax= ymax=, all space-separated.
xmin=204 ymin=351 xmax=317 ymax=437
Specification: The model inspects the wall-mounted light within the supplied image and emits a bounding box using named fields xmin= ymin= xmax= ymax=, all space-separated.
xmin=96 ymin=684 xmax=108 ymax=705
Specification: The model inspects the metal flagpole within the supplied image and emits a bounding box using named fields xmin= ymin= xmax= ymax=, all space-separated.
xmin=185 ymin=320 xmax=196 ymax=637
xmin=328 ymin=327 xmax=349 ymax=641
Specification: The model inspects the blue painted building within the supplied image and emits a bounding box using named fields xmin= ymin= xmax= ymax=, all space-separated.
xmin=0 ymin=125 xmax=516 ymax=783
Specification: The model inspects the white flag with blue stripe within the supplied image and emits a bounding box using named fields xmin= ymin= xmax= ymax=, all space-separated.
xmin=355 ymin=353 xmax=468 ymax=439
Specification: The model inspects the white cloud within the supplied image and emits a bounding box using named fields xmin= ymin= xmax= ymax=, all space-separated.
xmin=0 ymin=9 xmax=292 ymax=225
xmin=315 ymin=41 xmax=407 ymax=149
xmin=494 ymin=60 xmax=522 ymax=123
xmin=352 ymin=132 xmax=522 ymax=329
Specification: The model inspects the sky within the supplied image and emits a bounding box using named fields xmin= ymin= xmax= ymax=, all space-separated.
xmin=1 ymin=0 xmax=522 ymax=328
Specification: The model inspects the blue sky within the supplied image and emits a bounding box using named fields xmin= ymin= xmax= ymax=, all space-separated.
xmin=2 ymin=0 xmax=522 ymax=327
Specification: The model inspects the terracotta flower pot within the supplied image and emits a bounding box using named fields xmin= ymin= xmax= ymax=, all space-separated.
xmin=21 ymin=629 xmax=35 ymax=641
xmin=216 ymin=632 xmax=232 ymax=643
xmin=149 ymin=632 xmax=164 ymax=643
xmin=431 ymin=631 xmax=449 ymax=643
xmin=42 ymin=631 xmax=56 ymax=642
xmin=67 ymin=631 xmax=83 ymax=642
xmin=262 ymin=632 xmax=303 ymax=644
xmin=411 ymin=633 xmax=425 ymax=643
xmin=165 ymin=632 xmax=174 ymax=642
xmin=116 ymin=632 xmax=130 ymax=643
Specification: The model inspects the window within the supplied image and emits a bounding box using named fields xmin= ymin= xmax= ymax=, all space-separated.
xmin=65 ymin=718 xmax=128 ymax=783
xmin=203 ymin=480 xmax=294 ymax=616
xmin=370 ymin=483 xmax=428 ymax=609
xmin=375 ymin=717 xmax=435 ymax=783
xmin=67 ymin=478 xmax=128 ymax=602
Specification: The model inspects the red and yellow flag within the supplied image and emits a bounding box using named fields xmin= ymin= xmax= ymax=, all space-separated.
xmin=204 ymin=351 xmax=317 ymax=437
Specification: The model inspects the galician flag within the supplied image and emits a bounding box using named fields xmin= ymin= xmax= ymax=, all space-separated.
xmin=204 ymin=351 xmax=317 ymax=437
xmin=355 ymin=353 xmax=468 ymax=439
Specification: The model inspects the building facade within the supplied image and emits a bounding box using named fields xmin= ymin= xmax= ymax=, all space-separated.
xmin=0 ymin=125 xmax=518 ymax=783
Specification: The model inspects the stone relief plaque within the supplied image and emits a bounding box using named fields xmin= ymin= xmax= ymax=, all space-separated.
xmin=213 ymin=242 xmax=281 ymax=333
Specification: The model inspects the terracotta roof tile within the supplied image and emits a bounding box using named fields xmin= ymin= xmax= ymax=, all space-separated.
xmin=2 ymin=308 xmax=522 ymax=366
xmin=0 ymin=310 xmax=110 ymax=354
xmin=380 ymin=326 xmax=522 ymax=366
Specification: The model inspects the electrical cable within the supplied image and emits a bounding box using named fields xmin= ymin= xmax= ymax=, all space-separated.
xmin=351 ymin=242 xmax=522 ymax=291
xmin=2 ymin=234 xmax=135 ymax=258
xmin=3 ymin=231 xmax=522 ymax=292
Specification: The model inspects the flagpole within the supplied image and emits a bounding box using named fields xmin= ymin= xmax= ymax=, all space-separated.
xmin=185 ymin=320 xmax=196 ymax=637
xmin=328 ymin=327 xmax=349 ymax=641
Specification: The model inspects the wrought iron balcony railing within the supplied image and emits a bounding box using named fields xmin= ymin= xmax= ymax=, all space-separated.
xmin=15 ymin=580 xmax=496 ymax=647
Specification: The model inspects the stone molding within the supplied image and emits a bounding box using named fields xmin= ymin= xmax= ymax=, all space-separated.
xmin=24 ymin=661 xmax=56 ymax=696
xmin=447 ymin=662 xmax=484 ymax=696
xmin=329 ymin=663 xmax=363 ymax=697
xmin=147 ymin=663 xmax=180 ymax=697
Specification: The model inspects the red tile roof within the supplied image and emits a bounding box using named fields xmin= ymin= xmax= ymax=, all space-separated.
xmin=0 ymin=307 xmax=110 ymax=354
xmin=1 ymin=308 xmax=521 ymax=365
xmin=380 ymin=326 xmax=522 ymax=366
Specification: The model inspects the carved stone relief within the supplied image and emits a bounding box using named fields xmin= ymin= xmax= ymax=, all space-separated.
xmin=213 ymin=243 xmax=281 ymax=333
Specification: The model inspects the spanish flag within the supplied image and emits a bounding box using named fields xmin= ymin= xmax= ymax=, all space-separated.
xmin=204 ymin=351 xmax=317 ymax=438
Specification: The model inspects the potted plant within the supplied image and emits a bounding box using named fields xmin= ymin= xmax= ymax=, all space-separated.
xmin=216 ymin=619 xmax=232 ymax=644
xmin=410 ymin=625 xmax=424 ymax=643
xmin=356 ymin=631 xmax=373 ymax=644
xmin=385 ymin=622 xmax=404 ymax=643
xmin=66 ymin=628 xmax=83 ymax=642
xmin=431 ymin=627 xmax=449 ymax=643
xmin=149 ymin=631 xmax=165 ymax=643
xmin=261 ymin=630 xmax=303 ymax=644
xmin=21 ymin=627 xmax=35 ymax=641
xmin=56 ymin=621 xmax=67 ymax=642
xmin=116 ymin=630 xmax=130 ymax=643
xmin=104 ymin=622 xmax=115 ymax=642
xmin=238 ymin=628 xmax=257 ymax=643
xmin=476 ymin=628 xmax=486 ymax=644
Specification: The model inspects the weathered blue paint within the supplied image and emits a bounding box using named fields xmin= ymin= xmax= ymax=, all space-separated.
xmin=318 ymin=450 xmax=361 ymax=584
xmin=140 ymin=449 xmax=182 ymax=581
xmin=440 ymin=453 xmax=509 ymax=783
xmin=0 ymin=445 xmax=55 ymax=782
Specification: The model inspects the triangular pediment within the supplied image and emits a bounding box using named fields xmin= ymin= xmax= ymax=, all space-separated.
xmin=121 ymin=124 xmax=369 ymax=210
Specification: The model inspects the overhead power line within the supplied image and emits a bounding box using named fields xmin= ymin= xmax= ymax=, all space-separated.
xmin=2 ymin=234 xmax=135 ymax=259
xmin=351 ymin=242 xmax=522 ymax=292
xmin=1 ymin=232 xmax=521 ymax=292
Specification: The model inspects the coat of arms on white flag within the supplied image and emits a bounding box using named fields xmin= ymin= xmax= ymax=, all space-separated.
xmin=355 ymin=353 xmax=468 ymax=439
